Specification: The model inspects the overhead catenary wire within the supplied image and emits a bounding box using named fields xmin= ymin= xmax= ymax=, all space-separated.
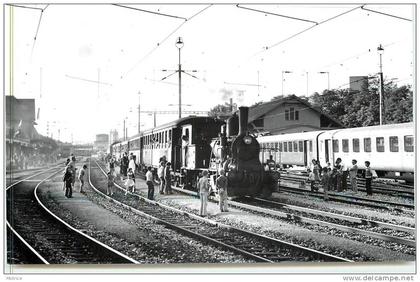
xmin=112 ymin=4 xmax=188 ymax=21
xmin=361 ymin=5 xmax=412 ymax=22
xmin=6 ymin=4 xmax=43 ymax=11
xmin=120 ymin=4 xmax=212 ymax=79
xmin=252 ymin=5 xmax=363 ymax=57
xmin=236 ymin=4 xmax=319 ymax=24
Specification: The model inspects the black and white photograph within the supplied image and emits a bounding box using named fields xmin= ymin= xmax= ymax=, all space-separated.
xmin=3 ymin=2 xmax=416 ymax=279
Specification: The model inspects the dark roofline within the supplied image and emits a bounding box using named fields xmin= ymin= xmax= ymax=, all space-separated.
xmin=247 ymin=94 xmax=344 ymax=128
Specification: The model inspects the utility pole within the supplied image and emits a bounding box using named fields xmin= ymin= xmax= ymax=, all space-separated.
xmin=123 ymin=119 xmax=126 ymax=140
xmin=377 ymin=44 xmax=385 ymax=125
xmin=178 ymin=42 xmax=182 ymax=119
xmin=138 ymin=91 xmax=141 ymax=133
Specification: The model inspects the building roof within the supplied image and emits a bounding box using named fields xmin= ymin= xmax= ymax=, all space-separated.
xmin=248 ymin=94 xmax=344 ymax=128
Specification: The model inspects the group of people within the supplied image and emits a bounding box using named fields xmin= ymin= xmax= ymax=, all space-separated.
xmin=197 ymin=169 xmax=229 ymax=217
xmin=62 ymin=155 xmax=87 ymax=198
xmin=307 ymin=158 xmax=375 ymax=200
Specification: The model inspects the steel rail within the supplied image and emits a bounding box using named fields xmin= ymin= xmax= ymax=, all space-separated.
xmin=33 ymin=169 xmax=140 ymax=264
xmin=166 ymin=185 xmax=415 ymax=247
xmin=90 ymin=160 xmax=272 ymax=263
xmin=250 ymin=196 xmax=415 ymax=235
xmin=94 ymin=160 xmax=351 ymax=263
xmin=278 ymin=185 xmax=414 ymax=210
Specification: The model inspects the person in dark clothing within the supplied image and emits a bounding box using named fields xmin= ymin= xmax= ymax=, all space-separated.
xmin=164 ymin=162 xmax=172 ymax=194
xmin=63 ymin=166 xmax=73 ymax=198
xmin=365 ymin=161 xmax=373 ymax=196
xmin=121 ymin=153 xmax=129 ymax=177
xmin=146 ymin=166 xmax=154 ymax=200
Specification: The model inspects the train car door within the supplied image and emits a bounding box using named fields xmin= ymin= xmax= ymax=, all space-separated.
xmin=181 ymin=125 xmax=192 ymax=168
xmin=325 ymin=139 xmax=331 ymax=164
xmin=303 ymin=140 xmax=308 ymax=167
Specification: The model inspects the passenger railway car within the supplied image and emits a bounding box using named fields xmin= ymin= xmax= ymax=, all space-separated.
xmin=258 ymin=122 xmax=414 ymax=178
xmin=111 ymin=116 xmax=225 ymax=188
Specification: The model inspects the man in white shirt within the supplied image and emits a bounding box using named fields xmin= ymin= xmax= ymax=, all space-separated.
xmin=145 ymin=166 xmax=154 ymax=200
xmin=129 ymin=155 xmax=136 ymax=174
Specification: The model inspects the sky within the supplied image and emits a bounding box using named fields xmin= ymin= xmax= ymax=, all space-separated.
xmin=4 ymin=3 xmax=415 ymax=144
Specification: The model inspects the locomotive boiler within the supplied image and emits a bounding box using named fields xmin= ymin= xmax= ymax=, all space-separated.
xmin=212 ymin=107 xmax=265 ymax=197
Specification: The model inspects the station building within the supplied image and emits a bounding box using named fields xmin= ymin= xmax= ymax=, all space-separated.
xmin=247 ymin=95 xmax=343 ymax=134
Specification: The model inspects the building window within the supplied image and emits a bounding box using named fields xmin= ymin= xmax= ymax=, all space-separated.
xmin=376 ymin=137 xmax=384 ymax=152
xmin=285 ymin=107 xmax=299 ymax=121
xmin=404 ymin=135 xmax=414 ymax=152
xmin=333 ymin=140 xmax=339 ymax=153
xmin=342 ymin=139 xmax=349 ymax=152
xmin=364 ymin=138 xmax=371 ymax=152
xmin=352 ymin=138 xmax=360 ymax=152
xmin=389 ymin=136 xmax=399 ymax=152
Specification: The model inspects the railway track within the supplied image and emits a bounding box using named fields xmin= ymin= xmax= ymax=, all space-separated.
xmin=159 ymin=182 xmax=415 ymax=249
xmin=277 ymin=185 xmax=414 ymax=211
xmin=91 ymin=160 xmax=351 ymax=263
xmin=6 ymin=167 xmax=139 ymax=264
xmin=280 ymin=174 xmax=414 ymax=199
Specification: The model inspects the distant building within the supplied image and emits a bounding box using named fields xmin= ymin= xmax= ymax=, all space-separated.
xmin=245 ymin=95 xmax=343 ymax=135
xmin=109 ymin=129 xmax=119 ymax=145
xmin=6 ymin=96 xmax=37 ymax=141
xmin=94 ymin=134 xmax=109 ymax=152
xmin=349 ymin=76 xmax=369 ymax=93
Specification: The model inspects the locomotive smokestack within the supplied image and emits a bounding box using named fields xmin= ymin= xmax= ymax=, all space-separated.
xmin=238 ymin=106 xmax=249 ymax=136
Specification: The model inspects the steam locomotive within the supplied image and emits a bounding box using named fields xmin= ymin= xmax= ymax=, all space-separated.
xmin=110 ymin=107 xmax=274 ymax=198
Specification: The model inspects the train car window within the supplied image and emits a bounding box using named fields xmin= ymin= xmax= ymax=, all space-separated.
xmin=342 ymin=139 xmax=349 ymax=152
xmin=284 ymin=142 xmax=288 ymax=152
xmin=169 ymin=130 xmax=172 ymax=141
xmin=376 ymin=137 xmax=385 ymax=152
xmin=333 ymin=140 xmax=339 ymax=153
xmin=293 ymin=141 xmax=298 ymax=152
xmin=279 ymin=142 xmax=282 ymax=152
xmin=165 ymin=131 xmax=168 ymax=143
xmin=352 ymin=138 xmax=360 ymax=152
xmin=298 ymin=141 xmax=303 ymax=152
xmin=309 ymin=140 xmax=312 ymax=152
xmin=363 ymin=138 xmax=371 ymax=152
xmin=404 ymin=136 xmax=414 ymax=152
xmin=288 ymin=142 xmax=293 ymax=152
xmin=285 ymin=109 xmax=290 ymax=121
xmin=389 ymin=136 xmax=399 ymax=152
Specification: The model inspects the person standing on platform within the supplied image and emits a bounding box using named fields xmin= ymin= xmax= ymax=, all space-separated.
xmin=320 ymin=167 xmax=330 ymax=201
xmin=128 ymin=155 xmax=136 ymax=175
xmin=122 ymin=152 xmax=129 ymax=178
xmin=341 ymin=161 xmax=349 ymax=191
xmin=107 ymin=171 xmax=115 ymax=196
xmin=334 ymin=158 xmax=343 ymax=192
xmin=68 ymin=156 xmax=77 ymax=189
xmin=364 ymin=161 xmax=373 ymax=196
xmin=216 ymin=169 xmax=229 ymax=212
xmin=266 ymin=155 xmax=276 ymax=171
xmin=158 ymin=161 xmax=165 ymax=195
xmin=198 ymin=170 xmax=210 ymax=217
xmin=125 ymin=168 xmax=135 ymax=194
xmin=164 ymin=162 xmax=172 ymax=195
xmin=63 ymin=166 xmax=73 ymax=198
xmin=146 ymin=166 xmax=154 ymax=200
xmin=349 ymin=159 xmax=358 ymax=193
xmin=78 ymin=164 xmax=87 ymax=193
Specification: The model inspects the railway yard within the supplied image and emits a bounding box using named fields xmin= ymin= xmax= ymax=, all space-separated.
xmin=6 ymin=157 xmax=415 ymax=268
